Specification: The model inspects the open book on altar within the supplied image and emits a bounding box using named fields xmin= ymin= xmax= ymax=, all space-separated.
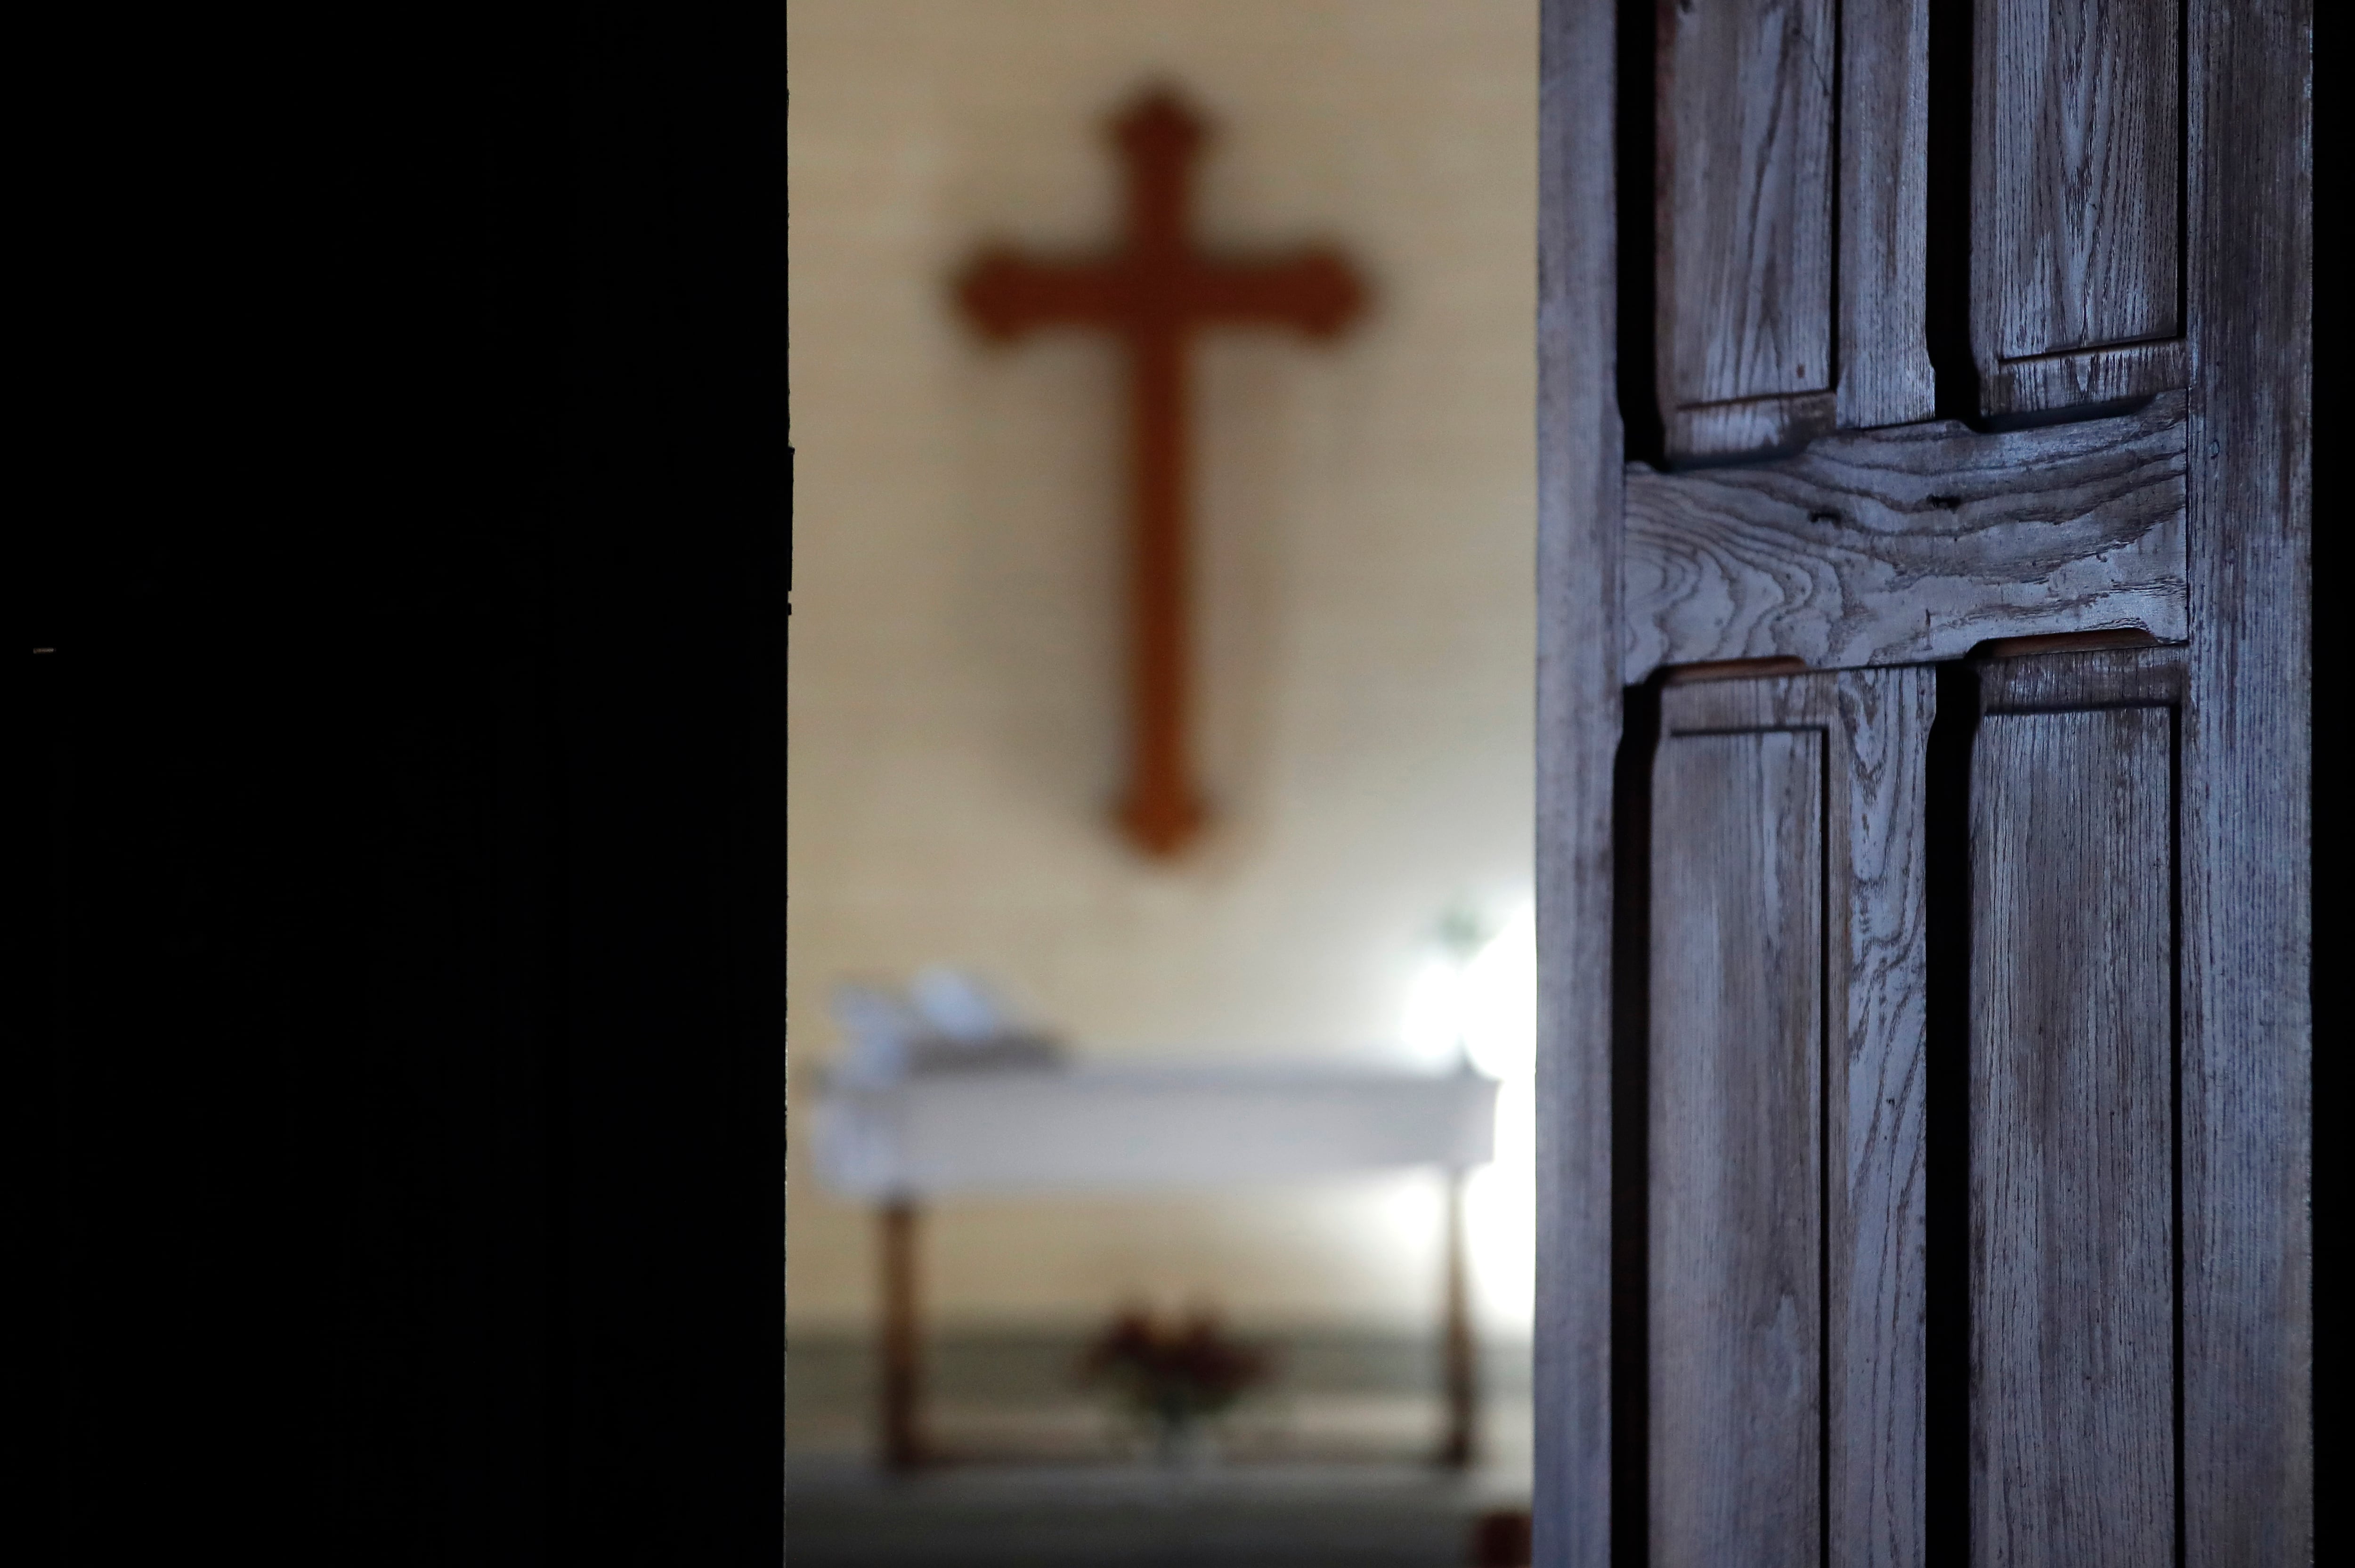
xmin=811 ymin=971 xmax=1496 ymax=1200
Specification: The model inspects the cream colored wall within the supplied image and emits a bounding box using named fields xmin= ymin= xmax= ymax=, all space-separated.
xmin=788 ymin=0 xmax=1537 ymax=1335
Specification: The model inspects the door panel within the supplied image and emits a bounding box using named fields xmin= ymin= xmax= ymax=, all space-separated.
xmin=1536 ymin=1 xmax=2308 ymax=1564
xmin=1656 ymin=0 xmax=1838 ymax=456
xmin=1973 ymin=0 xmax=2187 ymax=414
xmin=1650 ymin=725 xmax=1822 ymax=1568
xmin=1655 ymin=0 xmax=1936 ymax=458
xmin=1969 ymin=655 xmax=2181 ymax=1568
xmin=1650 ymin=668 xmax=1932 ymax=1568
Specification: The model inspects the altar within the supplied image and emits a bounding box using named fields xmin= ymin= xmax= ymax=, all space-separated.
xmin=812 ymin=1053 xmax=1499 ymax=1469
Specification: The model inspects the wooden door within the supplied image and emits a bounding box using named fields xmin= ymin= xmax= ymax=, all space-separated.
xmin=1535 ymin=4 xmax=2309 ymax=1566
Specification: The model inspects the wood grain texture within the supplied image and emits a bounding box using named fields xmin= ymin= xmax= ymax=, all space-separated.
xmin=1623 ymin=391 xmax=2187 ymax=682
xmin=1668 ymin=390 xmax=1837 ymax=460
xmin=1649 ymin=725 xmax=1823 ymax=1568
xmin=1973 ymin=0 xmax=2184 ymax=415
xmin=1979 ymin=339 xmax=2190 ymax=419
xmin=1970 ymin=703 xmax=2176 ymax=1568
xmin=1533 ymin=4 xmax=1623 ymax=1565
xmin=1661 ymin=670 xmax=1931 ymax=1568
xmin=2179 ymin=0 xmax=2314 ymax=1559
xmin=1837 ymin=0 xmax=1935 ymax=430
xmin=1824 ymin=671 xmax=1930 ymax=1568
xmin=1973 ymin=642 xmax=2182 ymax=712
xmin=1656 ymin=0 xmax=1836 ymax=456
xmin=1541 ymin=2 xmax=2310 ymax=1561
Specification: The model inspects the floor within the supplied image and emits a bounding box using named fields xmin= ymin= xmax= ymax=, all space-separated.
xmin=788 ymin=1456 xmax=1528 ymax=1568
xmin=787 ymin=1330 xmax=1532 ymax=1567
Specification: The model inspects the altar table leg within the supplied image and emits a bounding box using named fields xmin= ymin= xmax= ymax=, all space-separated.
xmin=878 ymin=1197 xmax=926 ymax=1471
xmin=1437 ymin=1166 xmax=1479 ymax=1469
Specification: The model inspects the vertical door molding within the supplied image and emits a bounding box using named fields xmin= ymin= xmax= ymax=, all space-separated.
xmin=1533 ymin=3 xmax=1624 ymax=1567
xmin=1825 ymin=670 xmax=1933 ymax=1568
xmin=1838 ymin=0 xmax=1936 ymax=430
xmin=2179 ymin=0 xmax=2314 ymax=1559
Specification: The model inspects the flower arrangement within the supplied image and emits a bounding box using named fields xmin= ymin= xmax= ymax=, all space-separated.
xmin=1078 ymin=1306 xmax=1273 ymax=1454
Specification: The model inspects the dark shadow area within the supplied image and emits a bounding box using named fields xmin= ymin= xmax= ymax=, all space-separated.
xmin=1924 ymin=0 xmax=1980 ymax=422
xmin=1965 ymin=393 xmax=2159 ymax=434
xmin=1921 ymin=661 xmax=1979 ymax=1568
xmin=1608 ymin=678 xmax=1663 ymax=1568
xmin=13 ymin=5 xmax=787 ymax=1559
xmin=1615 ymin=0 xmax=1664 ymax=467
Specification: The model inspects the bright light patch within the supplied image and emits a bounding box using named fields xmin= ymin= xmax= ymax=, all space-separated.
xmin=1400 ymin=960 xmax=1468 ymax=1067
xmin=1459 ymin=903 xmax=1535 ymax=1082
xmin=1400 ymin=901 xmax=1536 ymax=1329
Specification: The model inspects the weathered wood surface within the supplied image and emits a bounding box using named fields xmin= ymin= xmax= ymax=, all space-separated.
xmin=1659 ymin=670 xmax=1930 ymax=1568
xmin=1649 ymin=724 xmax=1822 ymax=1568
xmin=1973 ymin=642 xmax=2182 ymax=711
xmin=1973 ymin=0 xmax=2184 ymax=414
xmin=1837 ymin=0 xmax=1934 ymax=431
xmin=1977 ymin=339 xmax=2189 ymax=421
xmin=1537 ymin=0 xmax=2310 ymax=1561
xmin=2179 ymin=0 xmax=2314 ymax=1558
xmin=1823 ymin=671 xmax=1929 ymax=1568
xmin=1624 ymin=391 xmax=2188 ymax=682
xmin=1656 ymin=0 xmax=1835 ymax=457
xmin=1970 ymin=697 xmax=2177 ymax=1568
xmin=1532 ymin=3 xmax=1622 ymax=1565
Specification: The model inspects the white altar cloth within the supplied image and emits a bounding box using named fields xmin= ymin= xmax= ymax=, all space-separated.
xmin=813 ymin=1063 xmax=1497 ymax=1200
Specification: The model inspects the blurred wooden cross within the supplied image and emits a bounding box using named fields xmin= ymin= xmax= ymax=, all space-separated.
xmin=959 ymin=87 xmax=1365 ymax=858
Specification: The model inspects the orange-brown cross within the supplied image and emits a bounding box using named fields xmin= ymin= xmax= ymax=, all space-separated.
xmin=959 ymin=88 xmax=1365 ymax=859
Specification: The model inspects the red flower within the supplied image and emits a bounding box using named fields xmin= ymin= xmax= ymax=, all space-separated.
xmin=1078 ymin=1306 xmax=1273 ymax=1430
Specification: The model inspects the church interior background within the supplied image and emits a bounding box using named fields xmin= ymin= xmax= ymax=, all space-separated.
xmin=789 ymin=3 xmax=1540 ymax=1560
